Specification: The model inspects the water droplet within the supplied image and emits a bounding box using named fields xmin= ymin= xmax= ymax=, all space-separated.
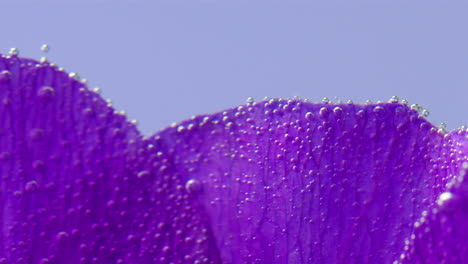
xmin=305 ymin=112 xmax=313 ymax=119
xmin=37 ymin=86 xmax=55 ymax=99
xmin=185 ymin=179 xmax=202 ymax=194
xmin=322 ymin=97 xmax=331 ymax=104
xmin=246 ymin=97 xmax=254 ymax=104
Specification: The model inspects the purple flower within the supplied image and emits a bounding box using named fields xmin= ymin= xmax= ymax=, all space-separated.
xmin=0 ymin=54 xmax=467 ymax=264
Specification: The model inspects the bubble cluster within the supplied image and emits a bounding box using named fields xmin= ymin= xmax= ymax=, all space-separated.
xmin=0 ymin=53 xmax=218 ymax=263
xmin=148 ymin=97 xmax=467 ymax=263
xmin=1 ymin=52 xmax=466 ymax=263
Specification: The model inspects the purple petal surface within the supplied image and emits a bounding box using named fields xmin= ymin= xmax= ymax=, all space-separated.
xmin=1 ymin=53 xmax=468 ymax=263
xmin=401 ymin=130 xmax=468 ymax=264
xmin=150 ymin=100 xmax=468 ymax=263
xmin=0 ymin=55 xmax=219 ymax=263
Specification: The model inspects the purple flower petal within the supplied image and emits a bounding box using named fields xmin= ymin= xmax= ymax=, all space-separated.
xmin=0 ymin=55 xmax=219 ymax=263
xmin=150 ymin=100 xmax=467 ymax=263
xmin=401 ymin=131 xmax=468 ymax=263
xmin=1 ymin=53 xmax=468 ymax=263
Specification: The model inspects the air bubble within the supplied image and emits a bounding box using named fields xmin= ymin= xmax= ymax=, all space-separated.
xmin=463 ymin=162 xmax=468 ymax=169
xmin=69 ymin=72 xmax=80 ymax=80
xmin=25 ymin=180 xmax=39 ymax=192
xmin=333 ymin=96 xmax=343 ymax=103
xmin=410 ymin=104 xmax=422 ymax=112
xmin=0 ymin=70 xmax=12 ymax=83
xmin=421 ymin=109 xmax=430 ymax=117
xmin=40 ymin=44 xmax=50 ymax=53
xmin=373 ymin=106 xmax=385 ymax=116
xmin=439 ymin=123 xmax=447 ymax=133
xmin=8 ymin=48 xmax=19 ymax=56
xmin=319 ymin=107 xmax=328 ymax=117
xmin=388 ymin=96 xmax=399 ymax=103
xmin=437 ymin=192 xmax=453 ymax=206
xmin=37 ymin=86 xmax=55 ymax=99
xmin=185 ymin=179 xmax=202 ymax=194
xmin=56 ymin=231 xmax=69 ymax=241
xmin=333 ymin=107 xmax=343 ymax=116
xmin=137 ymin=170 xmax=150 ymax=179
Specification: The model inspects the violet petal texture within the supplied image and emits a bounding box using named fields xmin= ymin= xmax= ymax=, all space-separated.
xmin=401 ymin=131 xmax=468 ymax=264
xmin=152 ymin=100 xmax=468 ymax=263
xmin=1 ymin=54 xmax=468 ymax=263
xmin=0 ymin=55 xmax=219 ymax=263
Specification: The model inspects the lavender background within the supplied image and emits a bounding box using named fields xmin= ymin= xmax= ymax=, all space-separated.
xmin=2 ymin=1 xmax=468 ymax=136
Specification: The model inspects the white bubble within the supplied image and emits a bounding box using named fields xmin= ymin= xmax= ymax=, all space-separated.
xmin=463 ymin=162 xmax=468 ymax=169
xmin=437 ymin=192 xmax=453 ymax=206
xmin=8 ymin=48 xmax=19 ymax=56
xmin=388 ymin=96 xmax=399 ymax=103
xmin=40 ymin=44 xmax=50 ymax=53
xmin=185 ymin=179 xmax=202 ymax=194
xmin=25 ymin=180 xmax=39 ymax=192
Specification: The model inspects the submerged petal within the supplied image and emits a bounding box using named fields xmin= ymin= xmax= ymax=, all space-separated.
xmin=0 ymin=55 xmax=219 ymax=263
xmin=1 ymin=53 xmax=467 ymax=263
xmin=151 ymin=100 xmax=467 ymax=263
xmin=401 ymin=130 xmax=468 ymax=263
